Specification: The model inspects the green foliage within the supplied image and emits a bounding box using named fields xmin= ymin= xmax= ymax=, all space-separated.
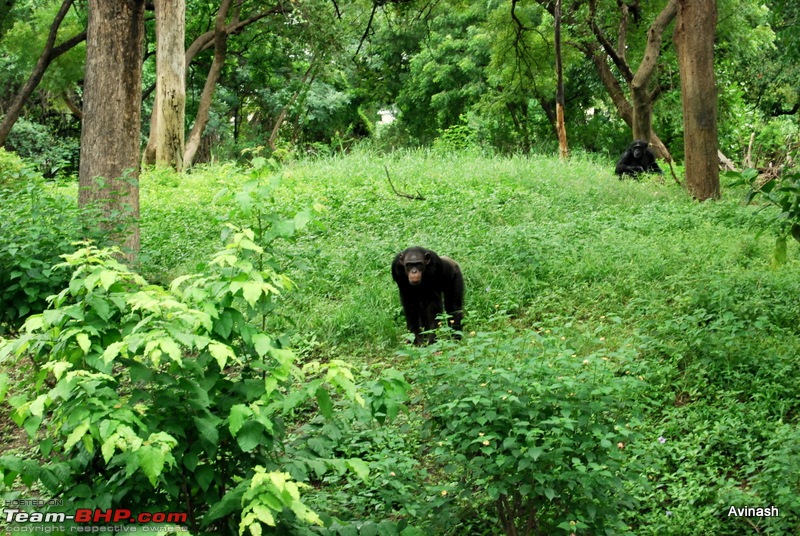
xmin=5 ymin=118 xmax=80 ymax=177
xmin=432 ymin=120 xmax=481 ymax=154
xmin=401 ymin=324 xmax=644 ymax=535
xmin=0 ymin=228 xmax=374 ymax=533
xmin=0 ymin=156 xmax=109 ymax=334
xmin=6 ymin=151 xmax=800 ymax=534
xmin=728 ymin=167 xmax=800 ymax=265
xmin=0 ymin=146 xmax=38 ymax=188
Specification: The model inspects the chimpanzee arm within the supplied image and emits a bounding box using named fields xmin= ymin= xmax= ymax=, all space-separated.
xmin=615 ymin=152 xmax=644 ymax=176
xmin=441 ymin=257 xmax=465 ymax=336
xmin=645 ymin=157 xmax=664 ymax=174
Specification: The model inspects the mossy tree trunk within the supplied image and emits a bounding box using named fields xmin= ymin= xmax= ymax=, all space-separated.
xmin=78 ymin=0 xmax=145 ymax=259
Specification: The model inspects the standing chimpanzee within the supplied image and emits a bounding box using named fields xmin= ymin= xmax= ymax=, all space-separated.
xmin=615 ymin=140 xmax=663 ymax=179
xmin=391 ymin=247 xmax=464 ymax=345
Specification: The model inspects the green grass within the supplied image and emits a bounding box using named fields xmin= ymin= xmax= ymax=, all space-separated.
xmin=76 ymin=150 xmax=800 ymax=532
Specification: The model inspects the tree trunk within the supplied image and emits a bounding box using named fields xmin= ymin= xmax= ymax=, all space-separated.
xmin=153 ymin=0 xmax=185 ymax=170
xmin=585 ymin=0 xmax=677 ymax=160
xmin=675 ymin=0 xmax=720 ymax=200
xmin=0 ymin=0 xmax=85 ymax=146
xmin=79 ymin=0 xmax=145 ymax=259
xmin=183 ymin=0 xmax=234 ymax=168
xmin=630 ymin=0 xmax=678 ymax=140
xmin=554 ymin=0 xmax=568 ymax=160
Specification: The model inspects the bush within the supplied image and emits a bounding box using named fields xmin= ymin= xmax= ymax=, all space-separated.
xmin=5 ymin=118 xmax=80 ymax=178
xmin=728 ymin=167 xmax=800 ymax=265
xmin=402 ymin=323 xmax=645 ymax=535
xmin=0 ymin=159 xmax=110 ymax=334
xmin=0 ymin=236 xmax=368 ymax=534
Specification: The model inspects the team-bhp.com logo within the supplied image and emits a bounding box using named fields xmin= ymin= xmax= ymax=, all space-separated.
xmin=4 ymin=506 xmax=189 ymax=531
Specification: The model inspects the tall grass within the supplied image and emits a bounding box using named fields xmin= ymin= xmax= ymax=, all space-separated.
xmin=135 ymin=149 xmax=800 ymax=534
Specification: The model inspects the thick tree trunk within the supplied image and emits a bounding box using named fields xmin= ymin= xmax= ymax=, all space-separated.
xmin=0 ymin=0 xmax=85 ymax=146
xmin=154 ymin=0 xmax=185 ymax=170
xmin=183 ymin=0 xmax=234 ymax=167
xmin=675 ymin=0 xmax=720 ymax=200
xmin=79 ymin=0 xmax=145 ymax=258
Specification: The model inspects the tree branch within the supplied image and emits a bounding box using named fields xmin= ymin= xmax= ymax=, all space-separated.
xmin=0 ymin=0 xmax=81 ymax=145
xmin=384 ymin=165 xmax=425 ymax=200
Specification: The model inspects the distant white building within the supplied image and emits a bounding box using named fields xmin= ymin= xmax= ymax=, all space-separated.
xmin=378 ymin=109 xmax=396 ymax=125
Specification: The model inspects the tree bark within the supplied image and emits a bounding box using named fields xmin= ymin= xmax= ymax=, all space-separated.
xmin=554 ymin=0 xmax=568 ymax=160
xmin=148 ymin=0 xmax=186 ymax=171
xmin=675 ymin=0 xmax=720 ymax=200
xmin=183 ymin=0 xmax=234 ymax=167
xmin=630 ymin=0 xmax=678 ymax=141
xmin=586 ymin=0 xmax=677 ymax=159
xmin=0 ymin=0 xmax=85 ymax=146
xmin=580 ymin=41 xmax=671 ymax=161
xmin=79 ymin=0 xmax=145 ymax=258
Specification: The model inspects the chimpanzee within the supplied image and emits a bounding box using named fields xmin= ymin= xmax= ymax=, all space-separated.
xmin=615 ymin=140 xmax=663 ymax=179
xmin=391 ymin=247 xmax=464 ymax=345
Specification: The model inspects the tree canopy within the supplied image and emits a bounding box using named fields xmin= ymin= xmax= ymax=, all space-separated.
xmin=0 ymin=0 xmax=797 ymax=172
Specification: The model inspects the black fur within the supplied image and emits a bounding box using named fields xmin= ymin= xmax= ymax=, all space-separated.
xmin=615 ymin=140 xmax=663 ymax=179
xmin=391 ymin=247 xmax=464 ymax=345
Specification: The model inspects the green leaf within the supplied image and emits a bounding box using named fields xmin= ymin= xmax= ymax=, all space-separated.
xmin=345 ymin=458 xmax=370 ymax=481
xmin=64 ymin=421 xmax=91 ymax=453
xmin=75 ymin=333 xmax=91 ymax=354
xmin=138 ymin=445 xmax=167 ymax=486
xmin=100 ymin=270 xmax=118 ymax=290
xmin=102 ymin=341 xmax=126 ymax=365
xmin=242 ymin=282 xmax=263 ymax=307
xmin=236 ymin=421 xmax=264 ymax=452
xmin=315 ymin=387 xmax=333 ymax=419
xmin=252 ymin=333 xmax=272 ymax=357
xmin=195 ymin=464 xmax=215 ymax=492
xmin=771 ymin=236 xmax=788 ymax=267
xmin=203 ymin=486 xmax=246 ymax=525
xmin=193 ymin=415 xmax=220 ymax=446
xmin=228 ymin=404 xmax=252 ymax=436
xmin=101 ymin=436 xmax=116 ymax=463
xmin=252 ymin=504 xmax=276 ymax=527
xmin=160 ymin=337 xmax=182 ymax=364
xmin=214 ymin=309 xmax=235 ymax=339
xmin=0 ymin=373 xmax=9 ymax=403
xmin=208 ymin=341 xmax=236 ymax=369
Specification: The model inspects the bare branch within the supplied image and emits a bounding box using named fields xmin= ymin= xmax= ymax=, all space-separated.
xmin=384 ymin=165 xmax=426 ymax=201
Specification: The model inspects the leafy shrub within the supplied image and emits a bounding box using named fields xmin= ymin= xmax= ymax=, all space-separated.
xmin=0 ymin=232 xmax=374 ymax=534
xmin=401 ymin=324 xmax=645 ymax=535
xmin=0 ymin=146 xmax=40 ymax=188
xmin=5 ymin=118 xmax=80 ymax=177
xmin=432 ymin=119 xmax=480 ymax=153
xmin=727 ymin=167 xmax=800 ymax=265
xmin=0 ymin=163 xmax=111 ymax=334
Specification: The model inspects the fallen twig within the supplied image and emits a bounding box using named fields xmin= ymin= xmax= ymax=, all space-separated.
xmin=384 ymin=165 xmax=426 ymax=200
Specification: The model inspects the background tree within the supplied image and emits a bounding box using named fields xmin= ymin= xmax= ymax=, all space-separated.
xmin=0 ymin=0 xmax=80 ymax=146
xmin=580 ymin=0 xmax=678 ymax=160
xmin=78 ymin=0 xmax=145 ymax=256
xmin=145 ymin=0 xmax=185 ymax=171
xmin=675 ymin=0 xmax=719 ymax=200
xmin=554 ymin=0 xmax=568 ymax=159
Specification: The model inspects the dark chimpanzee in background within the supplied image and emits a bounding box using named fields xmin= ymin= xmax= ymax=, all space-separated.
xmin=615 ymin=140 xmax=663 ymax=179
xmin=391 ymin=246 xmax=464 ymax=345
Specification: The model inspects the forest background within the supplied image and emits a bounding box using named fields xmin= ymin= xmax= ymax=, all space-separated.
xmin=1 ymin=1 xmax=800 ymax=535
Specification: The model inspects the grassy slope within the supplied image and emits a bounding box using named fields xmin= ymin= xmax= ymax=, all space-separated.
xmin=139 ymin=150 xmax=800 ymax=534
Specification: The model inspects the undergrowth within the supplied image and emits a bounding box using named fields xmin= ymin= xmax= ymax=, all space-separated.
xmin=2 ymin=148 xmax=799 ymax=534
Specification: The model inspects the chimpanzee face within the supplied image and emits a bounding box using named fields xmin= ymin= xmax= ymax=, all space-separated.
xmin=632 ymin=142 xmax=646 ymax=159
xmin=401 ymin=251 xmax=431 ymax=285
